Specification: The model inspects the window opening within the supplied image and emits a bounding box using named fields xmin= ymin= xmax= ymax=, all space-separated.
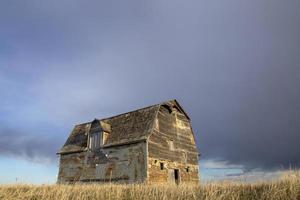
xmin=90 ymin=131 xmax=102 ymax=149
xmin=174 ymin=169 xmax=180 ymax=185
xmin=186 ymin=167 xmax=190 ymax=173
xmin=160 ymin=162 xmax=164 ymax=170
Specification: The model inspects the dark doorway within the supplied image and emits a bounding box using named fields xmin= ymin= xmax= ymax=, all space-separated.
xmin=174 ymin=169 xmax=179 ymax=185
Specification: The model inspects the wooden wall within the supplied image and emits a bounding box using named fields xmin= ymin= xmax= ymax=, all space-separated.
xmin=58 ymin=142 xmax=147 ymax=184
xmin=148 ymin=103 xmax=199 ymax=184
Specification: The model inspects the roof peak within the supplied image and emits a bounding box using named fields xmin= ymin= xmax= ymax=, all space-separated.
xmin=100 ymin=99 xmax=183 ymax=121
xmin=76 ymin=99 xmax=183 ymax=125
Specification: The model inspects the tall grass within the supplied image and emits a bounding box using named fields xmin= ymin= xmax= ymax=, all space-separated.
xmin=0 ymin=171 xmax=299 ymax=200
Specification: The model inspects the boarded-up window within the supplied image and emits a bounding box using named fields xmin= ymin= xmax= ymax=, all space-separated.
xmin=90 ymin=132 xmax=102 ymax=149
xmin=96 ymin=164 xmax=106 ymax=178
xmin=90 ymin=131 xmax=110 ymax=149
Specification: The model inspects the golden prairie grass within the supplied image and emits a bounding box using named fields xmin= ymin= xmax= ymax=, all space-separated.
xmin=0 ymin=171 xmax=299 ymax=200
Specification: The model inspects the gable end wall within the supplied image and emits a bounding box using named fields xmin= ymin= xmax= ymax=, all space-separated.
xmin=147 ymin=104 xmax=199 ymax=184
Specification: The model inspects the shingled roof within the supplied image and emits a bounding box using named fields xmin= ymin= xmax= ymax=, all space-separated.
xmin=58 ymin=100 xmax=189 ymax=154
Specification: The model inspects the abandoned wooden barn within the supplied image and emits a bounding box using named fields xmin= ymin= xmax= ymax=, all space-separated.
xmin=57 ymin=100 xmax=200 ymax=184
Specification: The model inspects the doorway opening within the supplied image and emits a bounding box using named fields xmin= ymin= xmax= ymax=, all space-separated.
xmin=174 ymin=169 xmax=179 ymax=185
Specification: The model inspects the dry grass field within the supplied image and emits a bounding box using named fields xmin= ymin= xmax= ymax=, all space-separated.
xmin=0 ymin=171 xmax=299 ymax=200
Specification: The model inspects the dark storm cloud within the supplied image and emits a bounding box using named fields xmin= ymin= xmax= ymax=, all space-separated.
xmin=0 ymin=0 xmax=299 ymax=170
xmin=0 ymin=127 xmax=60 ymax=162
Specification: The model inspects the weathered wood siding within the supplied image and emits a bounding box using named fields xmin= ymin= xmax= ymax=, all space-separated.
xmin=57 ymin=152 xmax=86 ymax=183
xmin=57 ymin=100 xmax=200 ymax=184
xmin=148 ymin=104 xmax=199 ymax=183
xmin=58 ymin=142 xmax=147 ymax=184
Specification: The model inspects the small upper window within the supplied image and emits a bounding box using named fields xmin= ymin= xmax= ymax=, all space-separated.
xmin=90 ymin=131 xmax=110 ymax=149
xmin=186 ymin=167 xmax=190 ymax=173
xmin=89 ymin=131 xmax=102 ymax=150
xmin=160 ymin=162 xmax=164 ymax=170
xmin=161 ymin=105 xmax=172 ymax=114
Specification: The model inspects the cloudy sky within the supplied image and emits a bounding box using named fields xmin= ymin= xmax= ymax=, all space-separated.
xmin=0 ymin=0 xmax=299 ymax=183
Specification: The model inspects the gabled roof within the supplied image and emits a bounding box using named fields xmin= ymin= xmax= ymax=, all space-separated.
xmin=59 ymin=123 xmax=89 ymax=154
xmin=58 ymin=99 xmax=190 ymax=154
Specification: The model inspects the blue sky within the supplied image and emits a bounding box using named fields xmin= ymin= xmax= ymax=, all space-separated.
xmin=0 ymin=0 xmax=300 ymax=184
xmin=0 ymin=156 xmax=57 ymax=184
